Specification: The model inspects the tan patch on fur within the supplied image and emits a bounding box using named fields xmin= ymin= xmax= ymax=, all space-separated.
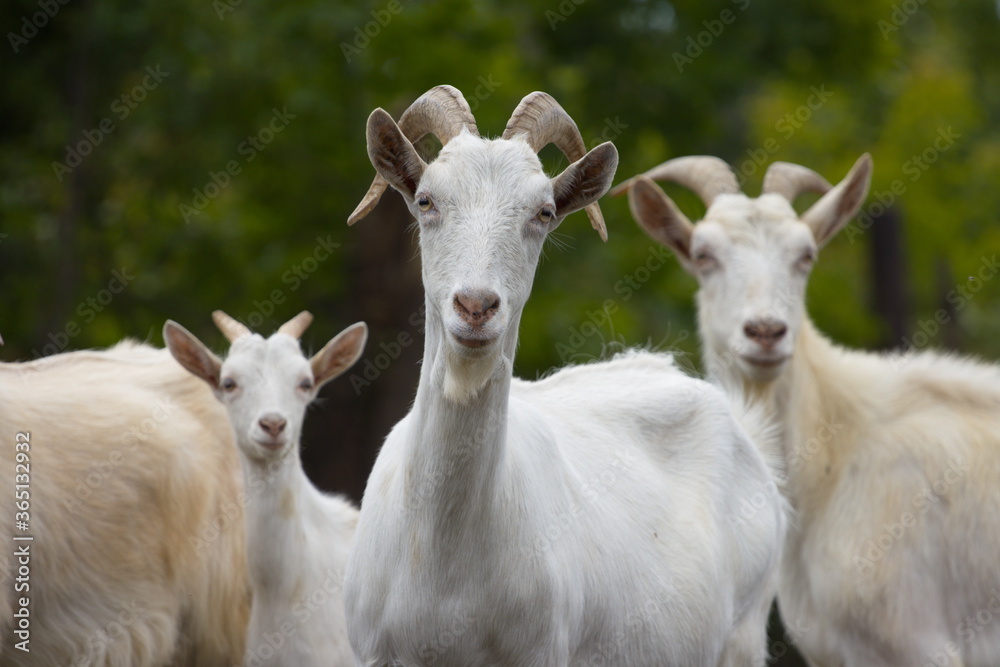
xmin=280 ymin=487 xmax=297 ymax=518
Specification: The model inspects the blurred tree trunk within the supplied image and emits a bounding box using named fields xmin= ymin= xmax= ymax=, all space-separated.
xmin=301 ymin=193 xmax=423 ymax=504
xmin=935 ymin=257 xmax=962 ymax=350
xmin=43 ymin=11 xmax=91 ymax=350
xmin=870 ymin=206 xmax=911 ymax=350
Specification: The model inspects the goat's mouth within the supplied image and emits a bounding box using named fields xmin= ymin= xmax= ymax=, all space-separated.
xmin=448 ymin=323 xmax=501 ymax=351
xmin=252 ymin=436 xmax=288 ymax=452
xmin=453 ymin=334 xmax=495 ymax=349
xmin=740 ymin=354 xmax=790 ymax=369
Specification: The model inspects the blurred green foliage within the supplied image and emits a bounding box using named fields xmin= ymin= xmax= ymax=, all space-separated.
xmin=4 ymin=0 xmax=998 ymax=372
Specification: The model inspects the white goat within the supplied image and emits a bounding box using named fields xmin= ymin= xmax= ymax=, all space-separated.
xmin=621 ymin=154 xmax=1000 ymax=666
xmin=343 ymin=85 xmax=785 ymax=666
xmin=164 ymin=310 xmax=366 ymax=667
xmin=0 ymin=341 xmax=249 ymax=666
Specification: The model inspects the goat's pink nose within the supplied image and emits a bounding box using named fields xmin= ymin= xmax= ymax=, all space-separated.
xmin=743 ymin=319 xmax=788 ymax=349
xmin=454 ymin=289 xmax=500 ymax=327
xmin=258 ymin=414 xmax=287 ymax=437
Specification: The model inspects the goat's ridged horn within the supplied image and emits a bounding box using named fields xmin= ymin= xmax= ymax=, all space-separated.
xmin=502 ymin=91 xmax=608 ymax=241
xmin=212 ymin=310 xmax=252 ymax=342
xmin=348 ymin=85 xmax=480 ymax=225
xmin=610 ymin=156 xmax=740 ymax=208
xmin=762 ymin=162 xmax=832 ymax=200
xmin=277 ymin=311 xmax=313 ymax=339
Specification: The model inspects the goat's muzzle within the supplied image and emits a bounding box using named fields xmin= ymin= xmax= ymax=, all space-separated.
xmin=743 ymin=318 xmax=787 ymax=350
xmin=451 ymin=289 xmax=501 ymax=348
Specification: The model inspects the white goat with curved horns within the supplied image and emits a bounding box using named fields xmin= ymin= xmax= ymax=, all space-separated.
xmin=343 ymin=85 xmax=784 ymax=666
xmin=164 ymin=310 xmax=366 ymax=667
xmin=620 ymin=154 xmax=1000 ymax=666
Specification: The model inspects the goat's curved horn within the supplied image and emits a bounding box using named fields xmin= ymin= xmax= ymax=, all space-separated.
xmin=502 ymin=91 xmax=608 ymax=240
xmin=610 ymin=156 xmax=740 ymax=208
xmin=349 ymin=85 xmax=480 ymax=225
xmin=762 ymin=162 xmax=832 ymax=201
xmin=212 ymin=310 xmax=252 ymax=342
xmin=277 ymin=311 xmax=314 ymax=339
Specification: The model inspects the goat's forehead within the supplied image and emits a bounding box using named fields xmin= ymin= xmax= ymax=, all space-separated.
xmin=424 ymin=136 xmax=550 ymax=199
xmin=224 ymin=334 xmax=307 ymax=376
xmin=228 ymin=334 xmax=267 ymax=356
xmin=699 ymin=195 xmax=811 ymax=248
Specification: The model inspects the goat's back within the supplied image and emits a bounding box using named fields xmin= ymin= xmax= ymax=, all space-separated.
xmin=0 ymin=342 xmax=249 ymax=667
xmin=516 ymin=349 xmax=784 ymax=608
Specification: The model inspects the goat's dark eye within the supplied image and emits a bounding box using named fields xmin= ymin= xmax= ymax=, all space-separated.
xmin=538 ymin=207 xmax=556 ymax=224
xmin=797 ymin=251 xmax=816 ymax=270
xmin=221 ymin=377 xmax=237 ymax=391
xmin=299 ymin=378 xmax=314 ymax=391
xmin=694 ymin=250 xmax=717 ymax=269
xmin=416 ymin=195 xmax=433 ymax=212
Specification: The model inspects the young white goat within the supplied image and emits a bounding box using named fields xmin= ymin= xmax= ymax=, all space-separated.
xmin=0 ymin=342 xmax=249 ymax=666
xmin=621 ymin=154 xmax=1000 ymax=666
xmin=343 ymin=85 xmax=785 ymax=666
xmin=164 ymin=311 xmax=366 ymax=667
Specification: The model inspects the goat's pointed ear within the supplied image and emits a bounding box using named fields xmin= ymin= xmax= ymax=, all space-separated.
xmin=627 ymin=176 xmax=695 ymax=270
xmin=310 ymin=322 xmax=368 ymax=389
xmin=801 ymin=153 xmax=872 ymax=247
xmin=366 ymin=108 xmax=427 ymax=203
xmin=164 ymin=320 xmax=223 ymax=389
xmin=551 ymin=142 xmax=619 ymax=237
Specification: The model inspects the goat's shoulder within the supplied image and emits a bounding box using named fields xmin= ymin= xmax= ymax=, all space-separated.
xmin=819 ymin=347 xmax=1000 ymax=462
xmin=884 ymin=349 xmax=1000 ymax=413
xmin=811 ymin=333 xmax=1000 ymax=421
xmin=855 ymin=349 xmax=1000 ymax=479
xmin=512 ymin=350 xmax=740 ymax=474
xmin=516 ymin=349 xmax=728 ymax=424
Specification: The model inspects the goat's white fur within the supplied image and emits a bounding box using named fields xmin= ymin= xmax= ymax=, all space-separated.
xmin=164 ymin=314 xmax=366 ymax=667
xmin=627 ymin=154 xmax=1000 ymax=666
xmin=0 ymin=342 xmax=249 ymax=666
xmin=344 ymin=94 xmax=785 ymax=666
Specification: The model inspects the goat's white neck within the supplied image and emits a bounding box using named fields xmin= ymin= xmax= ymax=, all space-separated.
xmin=403 ymin=293 xmax=519 ymax=540
xmin=710 ymin=319 xmax=861 ymax=515
xmin=240 ymin=451 xmax=312 ymax=598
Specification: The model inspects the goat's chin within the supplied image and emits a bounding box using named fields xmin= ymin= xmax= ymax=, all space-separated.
xmin=446 ymin=320 xmax=504 ymax=353
xmin=244 ymin=438 xmax=291 ymax=461
xmin=738 ymin=355 xmax=788 ymax=383
xmin=441 ymin=351 xmax=500 ymax=404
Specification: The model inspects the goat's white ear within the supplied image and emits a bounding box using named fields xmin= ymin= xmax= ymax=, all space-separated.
xmin=627 ymin=176 xmax=695 ymax=270
xmin=366 ymin=108 xmax=428 ymax=202
xmin=801 ymin=153 xmax=872 ymax=247
xmin=164 ymin=320 xmax=224 ymax=389
xmin=310 ymin=322 xmax=368 ymax=389
xmin=550 ymin=142 xmax=619 ymax=239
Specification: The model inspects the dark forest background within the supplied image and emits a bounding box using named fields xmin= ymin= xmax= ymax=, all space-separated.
xmin=3 ymin=0 xmax=999 ymax=662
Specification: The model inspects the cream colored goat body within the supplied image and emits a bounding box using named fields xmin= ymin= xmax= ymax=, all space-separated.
xmin=624 ymin=153 xmax=1000 ymax=666
xmin=750 ymin=320 xmax=1000 ymax=666
xmin=0 ymin=342 xmax=249 ymax=666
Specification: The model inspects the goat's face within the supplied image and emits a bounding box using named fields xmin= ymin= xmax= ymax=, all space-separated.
xmin=686 ymin=195 xmax=816 ymax=381
xmin=164 ymin=317 xmax=367 ymax=461
xmin=414 ymin=135 xmax=555 ymax=359
xmin=216 ymin=334 xmax=316 ymax=460
xmin=356 ymin=91 xmax=618 ymax=402
xmin=627 ymin=154 xmax=871 ymax=384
